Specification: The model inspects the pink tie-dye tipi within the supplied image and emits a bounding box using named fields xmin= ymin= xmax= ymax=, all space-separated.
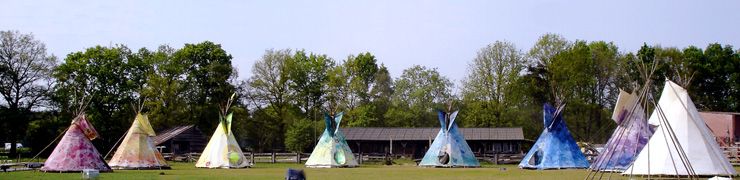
xmin=41 ymin=114 xmax=113 ymax=172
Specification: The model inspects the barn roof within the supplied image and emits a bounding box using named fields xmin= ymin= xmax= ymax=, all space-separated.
xmin=151 ymin=125 xmax=195 ymax=145
xmin=341 ymin=127 xmax=524 ymax=141
xmin=700 ymin=111 xmax=740 ymax=116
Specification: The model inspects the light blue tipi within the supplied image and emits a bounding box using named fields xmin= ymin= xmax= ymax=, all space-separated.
xmin=518 ymin=103 xmax=590 ymax=169
xmin=305 ymin=111 xmax=358 ymax=168
xmin=419 ymin=109 xmax=481 ymax=168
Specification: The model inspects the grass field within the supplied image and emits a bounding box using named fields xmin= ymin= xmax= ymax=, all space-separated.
xmin=2 ymin=161 xmax=740 ymax=180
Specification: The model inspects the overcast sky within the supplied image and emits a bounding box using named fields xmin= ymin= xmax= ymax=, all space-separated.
xmin=4 ymin=1 xmax=739 ymax=85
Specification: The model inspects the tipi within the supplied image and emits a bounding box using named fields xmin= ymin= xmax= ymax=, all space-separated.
xmin=195 ymin=94 xmax=249 ymax=168
xmin=518 ymin=103 xmax=590 ymax=169
xmin=589 ymin=90 xmax=653 ymax=172
xmin=40 ymin=113 xmax=113 ymax=172
xmin=418 ymin=109 xmax=480 ymax=167
xmin=622 ymin=80 xmax=738 ymax=177
xmin=305 ymin=111 xmax=358 ymax=168
xmin=108 ymin=109 xmax=170 ymax=169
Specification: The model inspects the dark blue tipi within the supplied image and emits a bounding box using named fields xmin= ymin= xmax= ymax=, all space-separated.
xmin=518 ymin=103 xmax=590 ymax=169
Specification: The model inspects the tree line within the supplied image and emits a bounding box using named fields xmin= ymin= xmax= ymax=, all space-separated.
xmin=1 ymin=30 xmax=738 ymax=156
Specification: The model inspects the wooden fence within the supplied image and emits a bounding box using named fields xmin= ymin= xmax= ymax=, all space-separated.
xmin=165 ymin=152 xmax=526 ymax=165
xmin=720 ymin=145 xmax=740 ymax=165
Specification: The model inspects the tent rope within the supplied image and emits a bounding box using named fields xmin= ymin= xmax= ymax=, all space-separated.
xmin=104 ymin=129 xmax=129 ymax=159
xmin=28 ymin=126 xmax=71 ymax=163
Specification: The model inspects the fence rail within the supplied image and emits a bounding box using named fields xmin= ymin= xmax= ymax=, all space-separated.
xmin=166 ymin=152 xmax=526 ymax=165
xmin=720 ymin=145 xmax=740 ymax=165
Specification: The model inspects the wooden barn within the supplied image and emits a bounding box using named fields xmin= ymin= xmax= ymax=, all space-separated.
xmin=341 ymin=127 xmax=526 ymax=159
xmin=151 ymin=125 xmax=209 ymax=155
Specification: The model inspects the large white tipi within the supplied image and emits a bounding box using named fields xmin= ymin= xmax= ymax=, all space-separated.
xmin=622 ymin=80 xmax=737 ymax=177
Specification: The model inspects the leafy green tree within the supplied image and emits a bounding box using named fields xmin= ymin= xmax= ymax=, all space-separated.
xmin=323 ymin=53 xmax=381 ymax=127
xmin=288 ymin=50 xmax=334 ymax=124
xmin=53 ymin=44 xmax=146 ymax=152
xmin=528 ymin=33 xmax=571 ymax=105
xmin=368 ymin=65 xmax=394 ymax=127
xmin=175 ymin=41 xmax=236 ymax=135
xmin=385 ymin=65 xmax=453 ymax=127
xmin=655 ymin=46 xmax=690 ymax=86
xmin=689 ymin=43 xmax=739 ymax=111
xmin=0 ymin=30 xmax=57 ymax=156
xmin=460 ymin=40 xmax=526 ymax=128
xmin=245 ymin=48 xmax=302 ymax=151
xmin=284 ymin=118 xmax=315 ymax=153
xmin=523 ymin=35 xmax=625 ymax=142
xmin=345 ymin=52 xmax=379 ymax=107
xmin=140 ymin=45 xmax=189 ymax=129
xmin=344 ymin=64 xmax=394 ymax=127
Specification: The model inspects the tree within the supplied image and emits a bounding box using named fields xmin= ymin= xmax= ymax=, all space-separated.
xmin=689 ymin=43 xmax=739 ymax=111
xmin=385 ymin=65 xmax=453 ymax=127
xmin=0 ymin=30 xmax=57 ymax=156
xmin=461 ymin=40 xmax=526 ymax=128
xmin=140 ymin=45 xmax=189 ymax=129
xmin=345 ymin=52 xmax=379 ymax=107
xmin=288 ymin=50 xmax=334 ymax=123
xmin=368 ymin=65 xmax=394 ymax=127
xmin=284 ymin=118 xmax=314 ymax=153
xmin=523 ymin=35 xmax=625 ymax=142
xmin=175 ymin=41 xmax=236 ymax=135
xmin=53 ymin=44 xmax=146 ymax=152
xmin=528 ymin=33 xmax=571 ymax=104
xmin=323 ymin=53 xmax=381 ymax=127
xmin=245 ymin=48 xmax=298 ymax=151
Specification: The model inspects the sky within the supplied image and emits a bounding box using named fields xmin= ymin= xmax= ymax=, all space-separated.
xmin=3 ymin=1 xmax=739 ymax=85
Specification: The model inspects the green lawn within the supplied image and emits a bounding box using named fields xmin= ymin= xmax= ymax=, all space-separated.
xmin=2 ymin=161 xmax=740 ymax=180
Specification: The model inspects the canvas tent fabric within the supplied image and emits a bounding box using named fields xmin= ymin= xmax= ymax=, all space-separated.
xmin=195 ymin=113 xmax=249 ymax=168
xmin=590 ymin=90 xmax=653 ymax=171
xmin=305 ymin=111 xmax=358 ymax=168
xmin=622 ymin=80 xmax=738 ymax=176
xmin=41 ymin=114 xmax=113 ymax=172
xmin=419 ymin=110 xmax=481 ymax=167
xmin=518 ymin=103 xmax=590 ymax=170
xmin=108 ymin=113 xmax=170 ymax=169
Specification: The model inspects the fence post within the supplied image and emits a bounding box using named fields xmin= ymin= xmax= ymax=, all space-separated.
xmin=359 ymin=152 xmax=363 ymax=164
xmin=250 ymin=152 xmax=254 ymax=164
xmin=271 ymin=152 xmax=276 ymax=163
xmin=494 ymin=153 xmax=499 ymax=165
xmin=296 ymin=153 xmax=301 ymax=164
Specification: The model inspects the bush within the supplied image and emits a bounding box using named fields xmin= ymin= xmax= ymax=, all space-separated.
xmin=284 ymin=118 xmax=315 ymax=153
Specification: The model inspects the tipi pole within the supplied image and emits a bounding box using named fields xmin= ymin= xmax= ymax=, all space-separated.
xmin=667 ymin=82 xmax=735 ymax=177
xmin=604 ymin=89 xmax=649 ymax=179
xmin=28 ymin=126 xmax=71 ymax=163
xmin=652 ymin=98 xmax=697 ymax=179
xmin=104 ymin=129 xmax=129 ymax=159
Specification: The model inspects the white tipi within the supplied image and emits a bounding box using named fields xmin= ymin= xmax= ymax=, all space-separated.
xmin=195 ymin=94 xmax=249 ymax=169
xmin=622 ymin=80 xmax=737 ymax=177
